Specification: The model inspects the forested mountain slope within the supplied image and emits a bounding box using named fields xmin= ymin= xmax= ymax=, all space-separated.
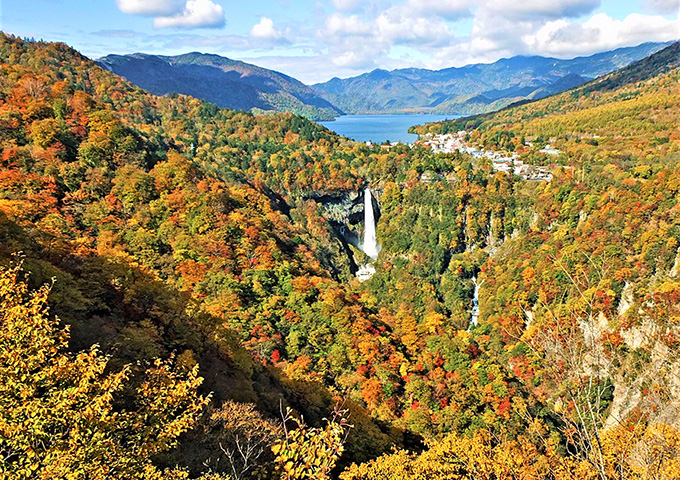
xmin=414 ymin=41 xmax=680 ymax=155
xmin=344 ymin=40 xmax=680 ymax=478
xmin=2 ymin=33 xmax=680 ymax=480
xmin=0 ymin=34 xmax=401 ymax=473
xmin=97 ymin=52 xmax=343 ymax=121
xmin=313 ymin=42 xmax=671 ymax=115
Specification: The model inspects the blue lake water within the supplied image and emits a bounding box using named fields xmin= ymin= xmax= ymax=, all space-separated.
xmin=318 ymin=114 xmax=461 ymax=144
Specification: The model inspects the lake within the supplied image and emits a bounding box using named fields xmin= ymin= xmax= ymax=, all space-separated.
xmin=318 ymin=114 xmax=461 ymax=144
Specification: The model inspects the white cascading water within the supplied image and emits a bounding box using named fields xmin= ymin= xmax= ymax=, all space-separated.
xmin=470 ymin=276 xmax=484 ymax=327
xmin=362 ymin=188 xmax=380 ymax=259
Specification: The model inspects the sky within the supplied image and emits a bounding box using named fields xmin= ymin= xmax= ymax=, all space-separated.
xmin=1 ymin=0 xmax=678 ymax=84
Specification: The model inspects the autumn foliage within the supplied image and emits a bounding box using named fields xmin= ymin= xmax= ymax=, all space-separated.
xmin=1 ymin=33 xmax=680 ymax=479
xmin=0 ymin=262 xmax=209 ymax=479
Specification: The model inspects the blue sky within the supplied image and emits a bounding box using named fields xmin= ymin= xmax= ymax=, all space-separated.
xmin=1 ymin=0 xmax=678 ymax=83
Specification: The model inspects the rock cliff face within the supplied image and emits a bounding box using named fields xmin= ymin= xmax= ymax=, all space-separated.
xmin=598 ymin=266 xmax=680 ymax=429
xmin=306 ymin=189 xmax=382 ymax=275
xmin=309 ymin=191 xmax=363 ymax=225
xmin=479 ymin=201 xmax=680 ymax=433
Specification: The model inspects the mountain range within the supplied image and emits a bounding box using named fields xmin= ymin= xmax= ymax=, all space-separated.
xmin=415 ymin=40 xmax=680 ymax=135
xmin=96 ymin=52 xmax=344 ymax=121
xmin=97 ymin=42 xmax=672 ymax=120
xmin=312 ymin=41 xmax=673 ymax=115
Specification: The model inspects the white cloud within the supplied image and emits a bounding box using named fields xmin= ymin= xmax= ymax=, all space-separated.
xmin=112 ymin=0 xmax=680 ymax=83
xmin=250 ymin=17 xmax=284 ymax=40
xmin=326 ymin=33 xmax=387 ymax=69
xmin=321 ymin=6 xmax=456 ymax=69
xmin=644 ymin=0 xmax=680 ymax=15
xmin=483 ymin=0 xmax=601 ymax=19
xmin=467 ymin=10 xmax=532 ymax=54
xmin=153 ymin=0 xmax=225 ymax=28
xmin=116 ymin=0 xmax=186 ymax=16
xmin=325 ymin=13 xmax=371 ymax=37
xmin=332 ymin=50 xmax=373 ymax=67
xmin=428 ymin=40 xmax=505 ymax=70
xmin=321 ymin=0 xmax=605 ymax=78
xmin=332 ymin=0 xmax=364 ymax=11
xmin=375 ymin=7 xmax=454 ymax=45
xmin=524 ymin=13 xmax=680 ymax=56
xmin=405 ymin=0 xmax=474 ymax=19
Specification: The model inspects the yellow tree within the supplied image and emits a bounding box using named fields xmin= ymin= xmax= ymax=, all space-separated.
xmin=0 ymin=262 xmax=209 ymax=479
xmin=339 ymin=429 xmax=561 ymax=480
xmin=272 ymin=406 xmax=351 ymax=480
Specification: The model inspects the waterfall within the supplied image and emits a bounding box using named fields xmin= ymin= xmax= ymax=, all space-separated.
xmin=362 ymin=188 xmax=380 ymax=259
xmin=618 ymin=281 xmax=634 ymax=317
xmin=470 ymin=277 xmax=484 ymax=327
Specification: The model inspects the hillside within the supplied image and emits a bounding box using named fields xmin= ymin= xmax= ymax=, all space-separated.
xmin=97 ymin=52 xmax=344 ymax=121
xmin=413 ymin=41 xmax=680 ymax=154
xmin=2 ymin=34 xmax=680 ymax=480
xmin=313 ymin=42 xmax=671 ymax=115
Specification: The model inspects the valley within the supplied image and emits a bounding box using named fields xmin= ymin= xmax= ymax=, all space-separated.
xmin=1 ymin=31 xmax=679 ymax=480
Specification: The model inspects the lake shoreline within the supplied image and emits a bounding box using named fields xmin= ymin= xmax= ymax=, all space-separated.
xmin=318 ymin=114 xmax=462 ymax=144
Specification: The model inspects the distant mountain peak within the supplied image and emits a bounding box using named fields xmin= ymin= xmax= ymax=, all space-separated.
xmin=312 ymin=41 xmax=673 ymax=116
xmin=96 ymin=51 xmax=343 ymax=120
xmin=365 ymin=68 xmax=392 ymax=80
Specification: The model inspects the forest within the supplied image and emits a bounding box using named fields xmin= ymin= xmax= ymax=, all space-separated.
xmin=1 ymin=34 xmax=680 ymax=479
